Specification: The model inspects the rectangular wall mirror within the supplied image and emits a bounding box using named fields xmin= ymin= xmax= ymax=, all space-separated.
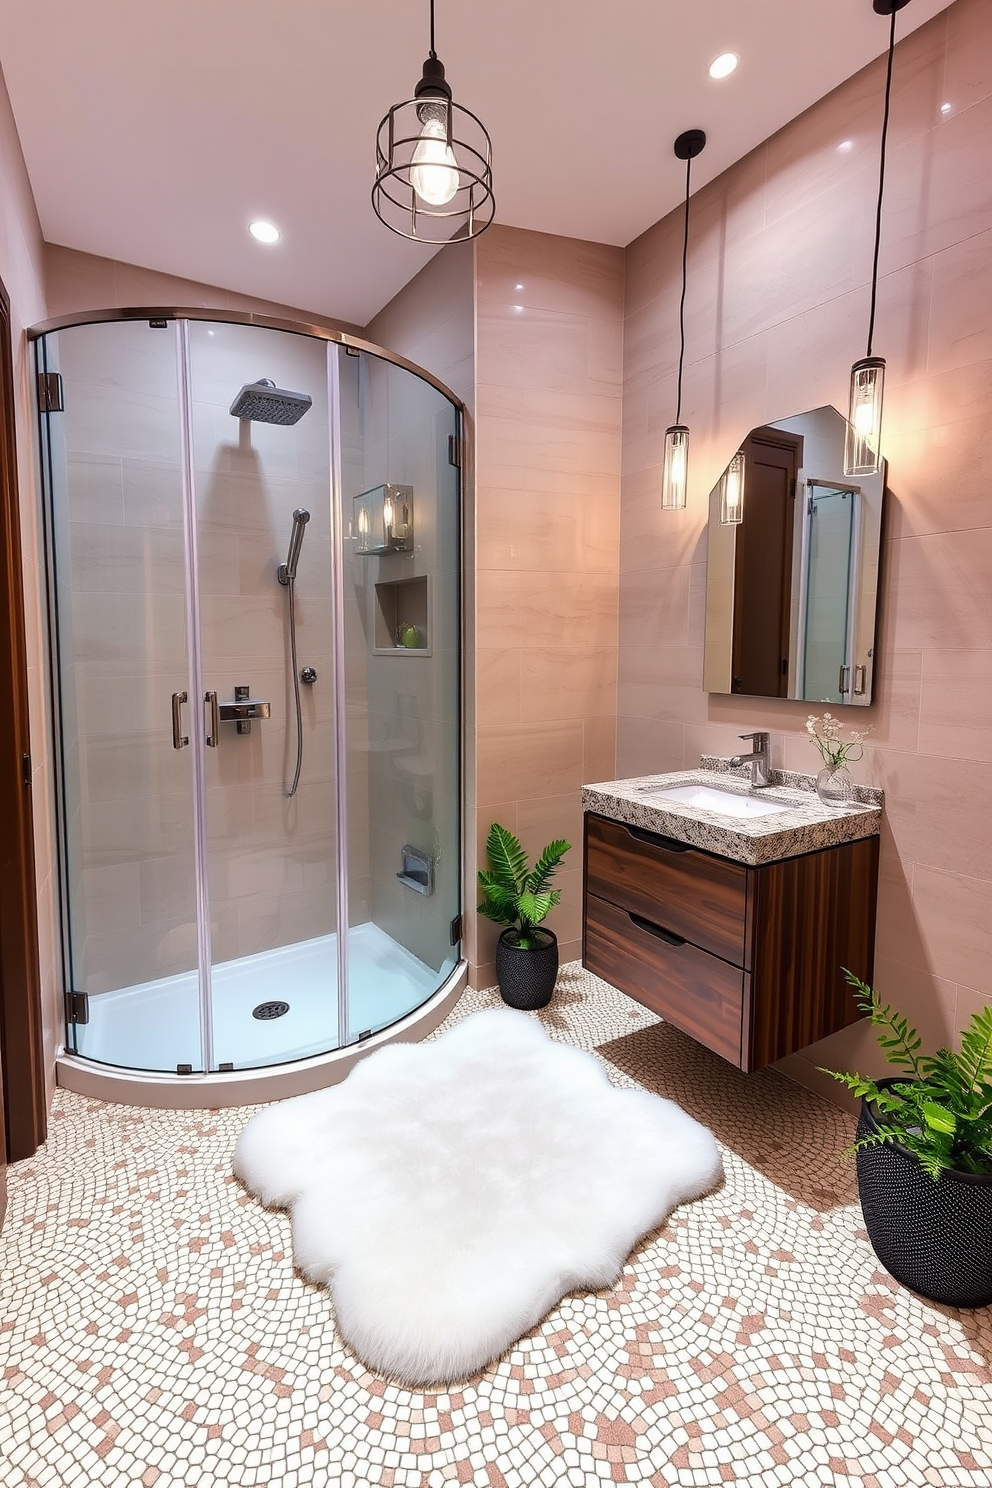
xmin=703 ymin=405 xmax=883 ymax=706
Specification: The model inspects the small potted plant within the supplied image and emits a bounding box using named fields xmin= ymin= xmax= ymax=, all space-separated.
xmin=806 ymin=712 xmax=872 ymax=806
xmin=823 ymin=972 xmax=992 ymax=1307
xmin=478 ymin=823 xmax=571 ymax=1010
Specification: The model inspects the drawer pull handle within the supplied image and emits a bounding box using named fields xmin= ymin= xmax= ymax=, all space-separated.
xmin=624 ymin=825 xmax=690 ymax=853
xmin=628 ymin=911 xmax=686 ymax=947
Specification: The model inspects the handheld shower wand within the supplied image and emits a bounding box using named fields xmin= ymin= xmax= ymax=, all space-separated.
xmin=277 ymin=508 xmax=311 ymax=796
xmin=278 ymin=507 xmax=311 ymax=586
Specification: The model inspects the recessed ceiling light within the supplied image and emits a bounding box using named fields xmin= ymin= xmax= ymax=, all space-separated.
xmin=515 ymin=282 xmax=524 ymax=290
xmin=249 ymin=220 xmax=281 ymax=244
xmin=838 ymin=139 xmax=854 ymax=152
xmin=708 ymin=52 xmax=739 ymax=80
xmin=940 ymin=101 xmax=952 ymax=114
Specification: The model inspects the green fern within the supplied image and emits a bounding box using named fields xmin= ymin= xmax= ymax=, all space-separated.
xmin=478 ymin=823 xmax=571 ymax=951
xmin=820 ymin=970 xmax=992 ymax=1180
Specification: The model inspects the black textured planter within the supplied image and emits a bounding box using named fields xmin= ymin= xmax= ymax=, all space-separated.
xmin=856 ymin=1079 xmax=992 ymax=1308
xmin=495 ymin=929 xmax=558 ymax=1010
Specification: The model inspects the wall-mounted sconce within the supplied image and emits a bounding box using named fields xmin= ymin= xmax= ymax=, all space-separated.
xmin=662 ymin=129 xmax=706 ymax=509
xmin=719 ymin=450 xmax=746 ymax=525
xmin=354 ymin=484 xmax=414 ymax=555
xmin=372 ymin=0 xmax=495 ymax=243
xmin=844 ymin=0 xmax=911 ymax=477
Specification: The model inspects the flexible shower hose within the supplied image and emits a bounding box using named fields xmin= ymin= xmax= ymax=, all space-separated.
xmin=287 ymin=576 xmax=304 ymax=798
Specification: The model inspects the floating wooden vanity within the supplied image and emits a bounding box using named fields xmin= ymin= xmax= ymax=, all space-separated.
xmin=581 ymin=767 xmax=882 ymax=1073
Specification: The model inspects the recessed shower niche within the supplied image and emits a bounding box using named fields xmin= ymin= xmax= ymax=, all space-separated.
xmin=33 ymin=309 xmax=464 ymax=1103
xmin=373 ymin=575 xmax=431 ymax=655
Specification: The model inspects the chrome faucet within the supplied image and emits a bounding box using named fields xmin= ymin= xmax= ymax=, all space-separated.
xmin=729 ymin=731 xmax=772 ymax=788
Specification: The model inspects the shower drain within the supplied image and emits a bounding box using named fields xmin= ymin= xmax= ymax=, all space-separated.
xmin=252 ymin=1000 xmax=290 ymax=1021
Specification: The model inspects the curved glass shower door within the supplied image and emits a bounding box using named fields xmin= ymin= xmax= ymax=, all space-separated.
xmin=39 ymin=319 xmax=203 ymax=1071
xmin=187 ymin=320 xmax=341 ymax=1069
xmin=342 ymin=350 xmax=461 ymax=1039
xmin=38 ymin=311 xmax=462 ymax=1080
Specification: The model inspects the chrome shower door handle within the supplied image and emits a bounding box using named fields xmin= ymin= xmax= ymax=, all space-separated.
xmin=838 ymin=665 xmax=851 ymax=695
xmin=171 ymin=691 xmax=189 ymax=750
xmin=854 ymin=664 xmax=867 ymax=696
xmin=204 ymin=690 xmax=220 ymax=747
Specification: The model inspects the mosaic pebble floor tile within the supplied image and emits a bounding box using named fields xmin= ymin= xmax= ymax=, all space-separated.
xmin=2 ymin=964 xmax=991 ymax=1488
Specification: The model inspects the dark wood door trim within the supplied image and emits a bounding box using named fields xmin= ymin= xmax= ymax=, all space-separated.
xmin=0 ymin=273 xmax=48 ymax=1163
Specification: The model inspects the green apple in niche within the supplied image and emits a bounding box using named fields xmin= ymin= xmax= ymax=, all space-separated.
xmin=401 ymin=624 xmax=421 ymax=648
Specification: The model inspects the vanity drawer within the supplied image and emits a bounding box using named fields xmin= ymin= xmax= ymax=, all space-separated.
xmin=584 ymin=891 xmax=745 ymax=1066
xmin=585 ymin=812 xmax=748 ymax=966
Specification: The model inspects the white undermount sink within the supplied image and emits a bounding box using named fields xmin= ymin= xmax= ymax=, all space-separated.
xmin=639 ymin=783 xmax=794 ymax=818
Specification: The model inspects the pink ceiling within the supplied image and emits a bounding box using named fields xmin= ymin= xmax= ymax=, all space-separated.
xmin=0 ymin=0 xmax=954 ymax=326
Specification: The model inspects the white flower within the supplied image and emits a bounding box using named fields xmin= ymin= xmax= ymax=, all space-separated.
xmin=806 ymin=712 xmax=873 ymax=767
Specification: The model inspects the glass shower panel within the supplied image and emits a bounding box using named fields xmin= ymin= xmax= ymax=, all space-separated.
xmin=41 ymin=321 xmax=202 ymax=1072
xmin=802 ymin=484 xmax=855 ymax=705
xmin=187 ymin=321 xmax=340 ymax=1069
xmin=342 ymin=350 xmax=461 ymax=1039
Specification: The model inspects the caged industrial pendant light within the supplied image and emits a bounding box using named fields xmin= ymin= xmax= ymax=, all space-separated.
xmin=845 ymin=0 xmax=912 ymax=477
xmin=372 ymin=0 xmax=495 ymax=244
xmin=662 ymin=129 xmax=706 ymax=509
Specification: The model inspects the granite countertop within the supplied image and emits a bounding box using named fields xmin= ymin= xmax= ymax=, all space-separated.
xmin=581 ymin=756 xmax=883 ymax=867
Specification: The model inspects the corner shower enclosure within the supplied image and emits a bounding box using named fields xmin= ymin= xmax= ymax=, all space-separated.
xmin=33 ymin=310 xmax=463 ymax=1101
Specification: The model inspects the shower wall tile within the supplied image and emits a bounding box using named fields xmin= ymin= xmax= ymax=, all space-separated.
xmin=619 ymin=0 xmax=992 ymax=1097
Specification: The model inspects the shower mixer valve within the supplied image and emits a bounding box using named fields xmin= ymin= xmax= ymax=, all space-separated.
xmin=300 ymin=667 xmax=317 ymax=685
xmin=217 ymin=684 xmax=272 ymax=735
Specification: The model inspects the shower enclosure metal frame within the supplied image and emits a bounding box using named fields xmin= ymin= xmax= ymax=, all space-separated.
xmin=30 ymin=306 xmax=468 ymax=1108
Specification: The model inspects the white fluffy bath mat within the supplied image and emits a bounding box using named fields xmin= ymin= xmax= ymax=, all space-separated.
xmin=233 ymin=1008 xmax=723 ymax=1385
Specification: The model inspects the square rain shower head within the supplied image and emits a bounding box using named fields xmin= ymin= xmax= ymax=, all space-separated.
xmin=229 ymin=379 xmax=313 ymax=425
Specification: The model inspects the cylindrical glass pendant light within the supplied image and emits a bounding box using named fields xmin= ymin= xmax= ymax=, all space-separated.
xmin=719 ymin=450 xmax=746 ymax=525
xmin=372 ymin=0 xmax=495 ymax=244
xmin=662 ymin=129 xmax=706 ymax=510
xmin=844 ymin=0 xmax=911 ymax=477
xmin=661 ymin=425 xmax=689 ymax=510
xmin=845 ymin=355 xmax=887 ymax=475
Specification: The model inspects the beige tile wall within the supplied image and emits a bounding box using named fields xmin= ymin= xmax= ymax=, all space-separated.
xmin=620 ymin=0 xmax=992 ymax=1100
xmin=473 ymin=228 xmax=623 ymax=988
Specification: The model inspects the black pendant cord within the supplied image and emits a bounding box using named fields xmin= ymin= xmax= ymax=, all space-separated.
xmin=866 ymin=8 xmax=897 ymax=358
xmin=429 ymin=0 xmax=437 ymax=58
xmin=675 ymin=153 xmax=692 ymax=426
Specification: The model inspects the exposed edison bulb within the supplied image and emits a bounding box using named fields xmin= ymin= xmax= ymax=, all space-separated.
xmin=661 ymin=425 xmax=689 ymax=510
xmin=844 ymin=356 xmax=885 ymax=476
xmin=720 ymin=451 xmax=746 ymax=525
xmin=411 ymin=118 xmax=459 ymax=206
xmin=382 ymin=494 xmax=394 ymax=529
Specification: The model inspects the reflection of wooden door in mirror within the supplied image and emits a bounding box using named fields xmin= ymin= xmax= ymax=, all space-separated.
xmin=731 ymin=428 xmax=800 ymax=697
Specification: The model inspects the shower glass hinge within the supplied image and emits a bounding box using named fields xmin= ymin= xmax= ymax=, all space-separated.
xmin=218 ymin=1062 xmax=234 ymax=1072
xmin=357 ymin=1029 xmax=373 ymax=1042
xmin=345 ymin=344 xmax=361 ymax=358
xmin=176 ymin=1063 xmax=193 ymax=1075
xmin=66 ymin=990 xmax=89 ymax=1025
xmin=447 ymin=435 xmax=462 ymax=468
xmin=449 ymin=914 xmax=463 ymax=946
xmin=37 ymin=372 xmax=64 ymax=412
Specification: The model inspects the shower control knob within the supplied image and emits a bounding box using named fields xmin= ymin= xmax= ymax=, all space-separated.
xmin=300 ymin=667 xmax=317 ymax=685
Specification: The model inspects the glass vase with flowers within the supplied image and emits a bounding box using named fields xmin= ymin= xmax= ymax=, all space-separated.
xmin=806 ymin=712 xmax=872 ymax=807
